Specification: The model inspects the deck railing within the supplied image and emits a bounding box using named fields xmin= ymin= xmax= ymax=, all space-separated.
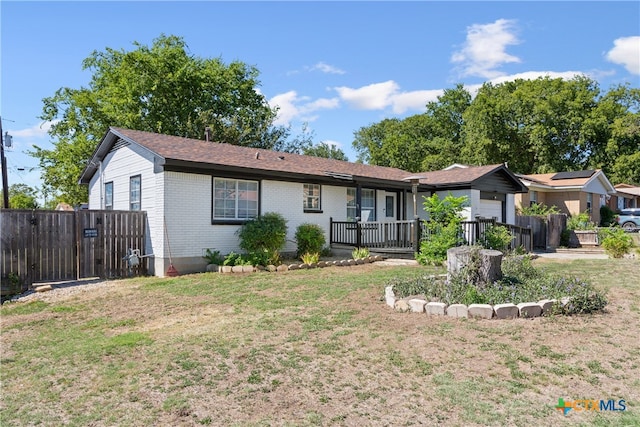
xmin=329 ymin=217 xmax=532 ymax=253
xmin=330 ymin=218 xmax=422 ymax=252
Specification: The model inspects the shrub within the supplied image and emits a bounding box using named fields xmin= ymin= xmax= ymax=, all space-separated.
xmin=480 ymin=225 xmax=513 ymax=252
xmin=300 ymin=252 xmax=320 ymax=264
xmin=567 ymin=211 xmax=595 ymax=230
xmin=599 ymin=205 xmax=616 ymax=227
xmin=599 ymin=227 xmax=633 ymax=258
xmin=294 ymin=223 xmax=326 ymax=257
xmin=518 ymin=203 xmax=560 ymax=216
xmin=416 ymin=193 xmax=468 ymax=265
xmin=223 ymin=252 xmax=242 ymax=266
xmin=352 ymin=247 xmax=370 ymax=259
xmin=237 ymin=212 xmax=288 ymax=265
xmin=203 ymin=249 xmax=224 ymax=265
xmin=416 ymin=222 xmax=464 ymax=265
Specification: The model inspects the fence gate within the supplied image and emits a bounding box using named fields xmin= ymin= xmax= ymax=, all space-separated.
xmin=1 ymin=209 xmax=147 ymax=296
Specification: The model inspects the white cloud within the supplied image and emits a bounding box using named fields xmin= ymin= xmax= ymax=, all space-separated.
xmin=488 ymin=70 xmax=585 ymax=85
xmin=451 ymin=19 xmax=521 ymax=79
xmin=333 ymin=81 xmax=441 ymax=113
xmin=269 ymin=91 xmax=339 ymax=126
xmin=391 ymin=90 xmax=443 ymax=114
xmin=334 ymin=81 xmax=400 ymax=110
xmin=9 ymin=121 xmax=56 ymax=139
xmin=315 ymin=139 xmax=344 ymax=150
xmin=307 ymin=62 xmax=346 ymax=75
xmin=606 ymin=36 xmax=640 ymax=75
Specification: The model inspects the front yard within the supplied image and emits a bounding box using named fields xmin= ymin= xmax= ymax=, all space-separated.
xmin=1 ymin=258 xmax=638 ymax=426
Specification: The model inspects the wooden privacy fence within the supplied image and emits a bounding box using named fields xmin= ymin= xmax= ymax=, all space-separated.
xmin=516 ymin=214 xmax=567 ymax=249
xmin=1 ymin=209 xmax=147 ymax=296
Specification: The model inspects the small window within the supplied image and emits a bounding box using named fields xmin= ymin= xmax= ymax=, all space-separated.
xmin=586 ymin=193 xmax=593 ymax=213
xmin=529 ymin=190 xmax=538 ymax=207
xmin=104 ymin=182 xmax=113 ymax=210
xmin=130 ymin=175 xmax=141 ymax=211
xmin=303 ymin=184 xmax=321 ymax=212
xmin=213 ymin=178 xmax=259 ymax=220
xmin=385 ymin=196 xmax=394 ymax=218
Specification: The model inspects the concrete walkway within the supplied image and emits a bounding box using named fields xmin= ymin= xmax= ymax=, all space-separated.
xmin=532 ymin=250 xmax=608 ymax=260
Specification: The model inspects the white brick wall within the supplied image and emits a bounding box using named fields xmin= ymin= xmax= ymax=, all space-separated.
xmin=262 ymin=180 xmax=348 ymax=253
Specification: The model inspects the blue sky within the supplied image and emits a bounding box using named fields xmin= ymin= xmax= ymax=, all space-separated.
xmin=1 ymin=1 xmax=639 ymax=199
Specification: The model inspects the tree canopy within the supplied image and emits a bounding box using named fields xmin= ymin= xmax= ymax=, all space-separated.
xmin=353 ymin=77 xmax=640 ymax=184
xmin=1 ymin=184 xmax=39 ymax=209
xmin=32 ymin=34 xmax=289 ymax=205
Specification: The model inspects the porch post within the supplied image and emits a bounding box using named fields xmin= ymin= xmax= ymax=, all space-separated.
xmin=413 ymin=217 xmax=421 ymax=253
xmin=329 ymin=217 xmax=333 ymax=247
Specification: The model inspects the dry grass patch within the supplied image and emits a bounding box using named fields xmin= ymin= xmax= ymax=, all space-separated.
xmin=1 ymin=259 xmax=638 ymax=426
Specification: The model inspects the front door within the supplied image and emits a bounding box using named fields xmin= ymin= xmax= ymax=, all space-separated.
xmin=382 ymin=192 xmax=398 ymax=245
xmin=383 ymin=192 xmax=397 ymax=222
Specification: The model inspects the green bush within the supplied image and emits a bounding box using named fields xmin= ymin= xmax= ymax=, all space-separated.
xmin=599 ymin=227 xmax=633 ymax=258
xmin=223 ymin=252 xmax=242 ymax=266
xmin=416 ymin=223 xmax=465 ymax=265
xmin=416 ymin=193 xmax=468 ymax=265
xmin=300 ymin=252 xmax=320 ymax=264
xmin=479 ymin=225 xmax=513 ymax=252
xmin=237 ymin=212 xmax=288 ymax=265
xmin=518 ymin=203 xmax=560 ymax=216
xmin=203 ymin=249 xmax=224 ymax=265
xmin=352 ymin=247 xmax=370 ymax=259
xmin=294 ymin=223 xmax=326 ymax=257
xmin=567 ymin=211 xmax=595 ymax=230
xmin=599 ymin=205 xmax=616 ymax=227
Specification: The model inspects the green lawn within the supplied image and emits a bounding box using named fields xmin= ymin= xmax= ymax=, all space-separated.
xmin=1 ymin=258 xmax=638 ymax=426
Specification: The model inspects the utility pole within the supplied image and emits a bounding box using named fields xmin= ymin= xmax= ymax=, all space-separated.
xmin=0 ymin=116 xmax=10 ymax=209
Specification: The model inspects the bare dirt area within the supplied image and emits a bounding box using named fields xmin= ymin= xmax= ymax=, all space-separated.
xmin=1 ymin=259 xmax=638 ymax=426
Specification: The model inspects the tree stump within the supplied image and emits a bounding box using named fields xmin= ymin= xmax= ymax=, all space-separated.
xmin=447 ymin=247 xmax=503 ymax=285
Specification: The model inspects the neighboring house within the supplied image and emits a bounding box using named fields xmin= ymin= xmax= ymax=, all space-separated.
xmin=79 ymin=128 xmax=527 ymax=276
xmin=515 ymin=170 xmax=616 ymax=225
xmin=55 ymin=202 xmax=74 ymax=211
xmin=412 ymin=164 xmax=527 ymax=225
xmin=609 ymin=184 xmax=640 ymax=211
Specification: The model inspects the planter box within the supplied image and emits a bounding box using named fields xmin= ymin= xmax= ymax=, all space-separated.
xmin=574 ymin=230 xmax=598 ymax=247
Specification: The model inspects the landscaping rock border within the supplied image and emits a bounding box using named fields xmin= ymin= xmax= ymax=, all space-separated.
xmin=385 ymin=285 xmax=567 ymax=320
xmin=213 ymin=255 xmax=385 ymax=274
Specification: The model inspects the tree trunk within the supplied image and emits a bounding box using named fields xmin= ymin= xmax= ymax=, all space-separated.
xmin=447 ymin=247 xmax=503 ymax=285
xmin=478 ymin=249 xmax=503 ymax=284
xmin=446 ymin=246 xmax=472 ymax=283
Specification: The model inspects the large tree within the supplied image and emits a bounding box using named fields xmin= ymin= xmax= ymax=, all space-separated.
xmin=352 ymin=84 xmax=472 ymax=172
xmin=32 ymin=34 xmax=287 ymax=205
xmin=1 ymin=184 xmax=39 ymax=209
xmin=353 ymin=76 xmax=638 ymax=183
xmin=462 ymin=76 xmax=602 ymax=174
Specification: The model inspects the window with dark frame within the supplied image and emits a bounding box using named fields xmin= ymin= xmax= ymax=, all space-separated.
xmin=104 ymin=182 xmax=113 ymax=210
xmin=361 ymin=189 xmax=376 ymax=221
xmin=346 ymin=188 xmax=376 ymax=221
xmin=385 ymin=195 xmax=394 ymax=218
xmin=213 ymin=178 xmax=259 ymax=220
xmin=303 ymin=184 xmax=321 ymax=212
xmin=129 ymin=175 xmax=141 ymax=211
